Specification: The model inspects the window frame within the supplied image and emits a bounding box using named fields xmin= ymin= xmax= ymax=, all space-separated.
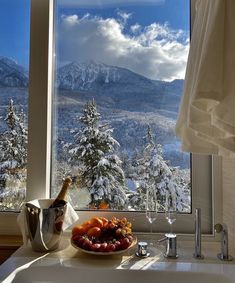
xmin=0 ymin=0 xmax=222 ymax=237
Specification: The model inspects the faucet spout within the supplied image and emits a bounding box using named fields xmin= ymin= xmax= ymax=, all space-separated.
xmin=214 ymin=223 xmax=233 ymax=261
xmin=193 ymin=208 xmax=204 ymax=259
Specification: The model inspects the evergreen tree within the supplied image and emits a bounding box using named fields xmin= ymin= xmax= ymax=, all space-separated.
xmin=0 ymin=99 xmax=27 ymax=209
xmin=68 ymin=100 xmax=127 ymax=209
xmin=168 ymin=167 xmax=191 ymax=212
xmin=0 ymin=100 xmax=27 ymax=173
xmin=129 ymin=126 xmax=188 ymax=211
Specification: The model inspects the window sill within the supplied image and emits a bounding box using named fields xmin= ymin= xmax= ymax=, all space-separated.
xmin=0 ymin=235 xmax=22 ymax=265
xmin=0 ymin=235 xmax=23 ymax=249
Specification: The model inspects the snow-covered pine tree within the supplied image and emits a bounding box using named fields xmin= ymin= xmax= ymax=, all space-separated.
xmin=3 ymin=100 xmax=27 ymax=169
xmin=0 ymin=99 xmax=27 ymax=210
xmin=168 ymin=167 xmax=191 ymax=212
xmin=68 ymin=100 xmax=127 ymax=209
xmin=129 ymin=125 xmax=188 ymax=211
xmin=128 ymin=126 xmax=170 ymax=209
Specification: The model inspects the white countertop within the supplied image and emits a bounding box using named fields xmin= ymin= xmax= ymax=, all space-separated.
xmin=1 ymin=233 xmax=235 ymax=283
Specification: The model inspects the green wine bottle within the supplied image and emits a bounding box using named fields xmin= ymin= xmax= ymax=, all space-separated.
xmin=49 ymin=177 xmax=72 ymax=208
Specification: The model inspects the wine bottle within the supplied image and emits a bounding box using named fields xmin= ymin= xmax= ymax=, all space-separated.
xmin=49 ymin=177 xmax=72 ymax=208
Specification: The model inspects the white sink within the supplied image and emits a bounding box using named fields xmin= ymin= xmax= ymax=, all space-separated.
xmin=1 ymin=239 xmax=235 ymax=283
xmin=5 ymin=266 xmax=235 ymax=283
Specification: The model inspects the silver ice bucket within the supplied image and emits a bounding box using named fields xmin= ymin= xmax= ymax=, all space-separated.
xmin=25 ymin=199 xmax=67 ymax=252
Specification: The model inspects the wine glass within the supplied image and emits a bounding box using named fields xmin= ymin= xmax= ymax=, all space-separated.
xmin=165 ymin=191 xmax=177 ymax=235
xmin=145 ymin=188 xmax=158 ymax=244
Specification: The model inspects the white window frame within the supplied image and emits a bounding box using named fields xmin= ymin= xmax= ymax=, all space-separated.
xmin=0 ymin=0 xmax=222 ymax=237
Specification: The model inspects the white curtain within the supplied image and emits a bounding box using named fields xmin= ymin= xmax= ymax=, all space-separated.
xmin=175 ymin=0 xmax=235 ymax=156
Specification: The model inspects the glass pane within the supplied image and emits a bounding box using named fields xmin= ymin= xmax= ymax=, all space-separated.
xmin=0 ymin=0 xmax=30 ymax=211
xmin=52 ymin=0 xmax=190 ymax=212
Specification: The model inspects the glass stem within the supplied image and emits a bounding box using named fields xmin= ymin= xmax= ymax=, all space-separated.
xmin=150 ymin=223 xmax=153 ymax=246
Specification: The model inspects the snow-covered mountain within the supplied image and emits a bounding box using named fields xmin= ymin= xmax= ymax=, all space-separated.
xmin=57 ymin=61 xmax=119 ymax=90
xmin=0 ymin=57 xmax=184 ymax=112
xmin=0 ymin=57 xmax=28 ymax=87
xmin=57 ymin=61 xmax=184 ymax=112
xmin=0 ymin=57 xmax=184 ymax=100
xmin=57 ymin=60 xmax=157 ymax=90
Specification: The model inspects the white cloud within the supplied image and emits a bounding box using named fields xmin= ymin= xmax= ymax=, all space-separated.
xmin=130 ymin=23 xmax=141 ymax=34
xmin=62 ymin=14 xmax=79 ymax=25
xmin=117 ymin=10 xmax=132 ymax=24
xmin=58 ymin=13 xmax=189 ymax=81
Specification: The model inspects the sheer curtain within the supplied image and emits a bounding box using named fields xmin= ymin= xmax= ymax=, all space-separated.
xmin=175 ymin=0 xmax=235 ymax=156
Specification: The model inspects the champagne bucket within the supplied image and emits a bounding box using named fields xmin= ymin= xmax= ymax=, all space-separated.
xmin=25 ymin=199 xmax=67 ymax=252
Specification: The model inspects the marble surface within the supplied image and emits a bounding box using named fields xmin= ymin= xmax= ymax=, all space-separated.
xmin=0 ymin=233 xmax=235 ymax=283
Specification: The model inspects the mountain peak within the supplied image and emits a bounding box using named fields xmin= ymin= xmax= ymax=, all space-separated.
xmin=0 ymin=56 xmax=17 ymax=65
xmin=57 ymin=60 xmax=121 ymax=90
xmin=0 ymin=57 xmax=28 ymax=87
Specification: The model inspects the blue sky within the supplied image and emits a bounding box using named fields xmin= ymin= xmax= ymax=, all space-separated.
xmin=0 ymin=0 xmax=189 ymax=80
xmin=0 ymin=0 xmax=30 ymax=68
xmin=58 ymin=0 xmax=189 ymax=31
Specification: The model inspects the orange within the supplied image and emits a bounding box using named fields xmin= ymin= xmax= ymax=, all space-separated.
xmin=72 ymin=225 xmax=86 ymax=236
xmin=81 ymin=220 xmax=92 ymax=233
xmin=87 ymin=226 xmax=102 ymax=238
xmin=99 ymin=217 xmax=108 ymax=227
xmin=90 ymin=217 xmax=103 ymax=229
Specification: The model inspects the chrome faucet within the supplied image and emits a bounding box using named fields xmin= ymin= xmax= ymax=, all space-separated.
xmin=193 ymin=208 xmax=204 ymax=259
xmin=158 ymin=233 xmax=178 ymax=258
xmin=214 ymin=223 xmax=233 ymax=261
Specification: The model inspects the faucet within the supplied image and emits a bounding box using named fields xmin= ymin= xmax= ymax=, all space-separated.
xmin=158 ymin=233 xmax=178 ymax=258
xmin=214 ymin=223 xmax=233 ymax=261
xmin=193 ymin=208 xmax=204 ymax=259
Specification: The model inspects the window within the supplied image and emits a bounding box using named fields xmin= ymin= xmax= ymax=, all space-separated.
xmin=0 ymin=0 xmax=30 ymax=211
xmin=51 ymin=0 xmax=191 ymax=212
xmin=0 ymin=0 xmax=221 ymax=235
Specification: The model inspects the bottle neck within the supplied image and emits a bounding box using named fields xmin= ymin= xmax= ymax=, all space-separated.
xmin=56 ymin=185 xmax=69 ymax=202
xmin=50 ymin=177 xmax=72 ymax=208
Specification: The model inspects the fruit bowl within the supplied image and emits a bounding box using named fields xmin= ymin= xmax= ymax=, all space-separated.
xmin=71 ymin=235 xmax=137 ymax=255
xmin=71 ymin=216 xmax=136 ymax=255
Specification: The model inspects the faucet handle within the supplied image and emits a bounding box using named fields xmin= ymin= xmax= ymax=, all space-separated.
xmin=214 ymin=223 xmax=233 ymax=261
xmin=193 ymin=208 xmax=204 ymax=259
xmin=158 ymin=233 xmax=178 ymax=259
